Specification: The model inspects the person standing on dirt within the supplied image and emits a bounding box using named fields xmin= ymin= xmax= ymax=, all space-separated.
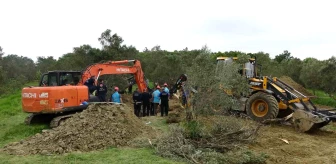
xmin=141 ymin=88 xmax=152 ymax=116
xmin=152 ymin=85 xmax=161 ymax=115
xmin=159 ymin=87 xmax=169 ymax=117
xmin=163 ymin=83 xmax=169 ymax=93
xmin=111 ymin=86 xmax=123 ymax=103
xmin=132 ymin=88 xmax=142 ymax=117
xmin=163 ymin=83 xmax=170 ymax=99
xmin=149 ymin=87 xmax=155 ymax=116
xmin=96 ymin=79 xmax=107 ymax=102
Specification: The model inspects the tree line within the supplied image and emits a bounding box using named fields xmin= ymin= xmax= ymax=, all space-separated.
xmin=0 ymin=29 xmax=335 ymax=96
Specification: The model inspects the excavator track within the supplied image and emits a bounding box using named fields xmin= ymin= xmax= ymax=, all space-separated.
xmin=24 ymin=113 xmax=55 ymax=125
xmin=50 ymin=114 xmax=75 ymax=128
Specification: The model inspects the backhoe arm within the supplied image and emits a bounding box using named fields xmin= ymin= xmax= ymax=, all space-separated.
xmin=80 ymin=60 xmax=147 ymax=92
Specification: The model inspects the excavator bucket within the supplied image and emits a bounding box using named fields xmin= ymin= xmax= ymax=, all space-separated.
xmin=289 ymin=102 xmax=336 ymax=133
xmin=292 ymin=109 xmax=330 ymax=132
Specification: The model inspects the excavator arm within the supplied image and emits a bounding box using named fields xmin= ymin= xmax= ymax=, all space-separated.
xmin=80 ymin=60 xmax=147 ymax=92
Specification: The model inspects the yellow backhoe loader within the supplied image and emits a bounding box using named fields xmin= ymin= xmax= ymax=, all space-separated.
xmin=174 ymin=56 xmax=336 ymax=132
xmin=215 ymin=56 xmax=336 ymax=132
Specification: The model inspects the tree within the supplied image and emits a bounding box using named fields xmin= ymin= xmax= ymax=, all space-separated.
xmin=36 ymin=56 xmax=57 ymax=72
xmin=320 ymin=56 xmax=336 ymax=95
xmin=283 ymin=57 xmax=303 ymax=84
xmin=0 ymin=46 xmax=4 ymax=60
xmin=274 ymin=50 xmax=293 ymax=63
xmin=250 ymin=51 xmax=272 ymax=76
xmin=0 ymin=46 xmax=4 ymax=84
xmin=299 ymin=57 xmax=323 ymax=95
xmin=98 ymin=29 xmax=138 ymax=61
xmin=185 ymin=47 xmax=250 ymax=118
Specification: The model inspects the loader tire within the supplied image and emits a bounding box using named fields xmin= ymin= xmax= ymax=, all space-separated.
xmin=246 ymin=92 xmax=279 ymax=122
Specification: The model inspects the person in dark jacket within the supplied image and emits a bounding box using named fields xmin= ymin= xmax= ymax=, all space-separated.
xmin=84 ymin=75 xmax=96 ymax=94
xmin=149 ymin=87 xmax=155 ymax=116
xmin=141 ymin=88 xmax=152 ymax=116
xmin=133 ymin=88 xmax=142 ymax=117
xmin=159 ymin=88 xmax=169 ymax=117
xmin=96 ymin=79 xmax=107 ymax=102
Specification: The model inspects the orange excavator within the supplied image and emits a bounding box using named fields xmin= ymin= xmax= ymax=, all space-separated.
xmin=22 ymin=59 xmax=148 ymax=128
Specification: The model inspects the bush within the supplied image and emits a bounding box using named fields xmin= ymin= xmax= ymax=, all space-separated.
xmin=155 ymin=116 xmax=267 ymax=164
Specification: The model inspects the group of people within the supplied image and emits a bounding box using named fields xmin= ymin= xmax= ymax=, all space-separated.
xmin=83 ymin=76 xmax=171 ymax=117
xmin=132 ymin=83 xmax=170 ymax=117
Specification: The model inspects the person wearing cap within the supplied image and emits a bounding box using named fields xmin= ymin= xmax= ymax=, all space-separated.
xmin=111 ymin=86 xmax=123 ymax=103
xmin=152 ymin=85 xmax=161 ymax=115
xmin=163 ymin=83 xmax=170 ymax=98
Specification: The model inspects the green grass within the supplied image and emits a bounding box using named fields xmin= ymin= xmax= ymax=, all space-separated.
xmin=0 ymin=82 xmax=183 ymax=164
xmin=307 ymin=89 xmax=336 ymax=107
xmin=0 ymin=86 xmax=48 ymax=147
xmin=0 ymin=147 xmax=181 ymax=164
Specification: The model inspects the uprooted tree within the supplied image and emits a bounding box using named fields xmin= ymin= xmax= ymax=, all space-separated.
xmin=154 ymin=47 xmax=267 ymax=164
xmin=184 ymin=46 xmax=251 ymax=118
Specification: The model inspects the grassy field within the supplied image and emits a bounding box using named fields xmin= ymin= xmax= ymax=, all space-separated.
xmin=0 ymin=148 xmax=179 ymax=164
xmin=0 ymin=83 xmax=182 ymax=164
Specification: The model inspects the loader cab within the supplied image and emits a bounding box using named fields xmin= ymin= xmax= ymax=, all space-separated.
xmin=39 ymin=71 xmax=82 ymax=87
xmin=216 ymin=57 xmax=257 ymax=78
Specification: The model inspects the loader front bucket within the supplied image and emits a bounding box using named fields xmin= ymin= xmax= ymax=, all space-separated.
xmin=292 ymin=109 xmax=331 ymax=132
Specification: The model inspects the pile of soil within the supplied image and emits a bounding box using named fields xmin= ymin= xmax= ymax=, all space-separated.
xmin=1 ymin=103 xmax=153 ymax=155
xmin=278 ymin=76 xmax=314 ymax=97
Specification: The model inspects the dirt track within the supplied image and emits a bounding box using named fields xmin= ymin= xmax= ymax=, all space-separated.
xmin=249 ymin=123 xmax=336 ymax=164
xmin=166 ymin=95 xmax=336 ymax=164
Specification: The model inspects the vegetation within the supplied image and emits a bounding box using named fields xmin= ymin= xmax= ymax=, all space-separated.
xmin=0 ymin=147 xmax=180 ymax=164
xmin=0 ymin=29 xmax=335 ymax=102
xmin=152 ymin=50 xmax=268 ymax=163
xmin=307 ymin=89 xmax=336 ymax=107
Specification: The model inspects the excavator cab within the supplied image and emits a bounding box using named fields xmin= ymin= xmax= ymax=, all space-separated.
xmin=39 ymin=71 xmax=82 ymax=87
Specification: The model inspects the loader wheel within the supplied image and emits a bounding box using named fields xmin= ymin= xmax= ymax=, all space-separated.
xmin=246 ymin=92 xmax=279 ymax=122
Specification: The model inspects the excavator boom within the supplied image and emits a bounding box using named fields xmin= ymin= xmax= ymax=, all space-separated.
xmin=81 ymin=60 xmax=147 ymax=92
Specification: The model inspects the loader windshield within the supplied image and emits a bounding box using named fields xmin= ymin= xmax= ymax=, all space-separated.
xmin=244 ymin=62 xmax=254 ymax=78
xmin=216 ymin=57 xmax=255 ymax=78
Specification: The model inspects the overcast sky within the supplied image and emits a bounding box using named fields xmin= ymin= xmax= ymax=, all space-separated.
xmin=1 ymin=0 xmax=335 ymax=62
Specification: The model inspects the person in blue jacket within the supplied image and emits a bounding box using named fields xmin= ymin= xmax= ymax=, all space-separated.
xmin=163 ymin=83 xmax=169 ymax=93
xmin=111 ymin=86 xmax=123 ymax=103
xmin=152 ymin=85 xmax=161 ymax=115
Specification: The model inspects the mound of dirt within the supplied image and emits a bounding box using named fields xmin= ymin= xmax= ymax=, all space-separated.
xmin=278 ymin=76 xmax=314 ymax=97
xmin=1 ymin=103 xmax=154 ymax=155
